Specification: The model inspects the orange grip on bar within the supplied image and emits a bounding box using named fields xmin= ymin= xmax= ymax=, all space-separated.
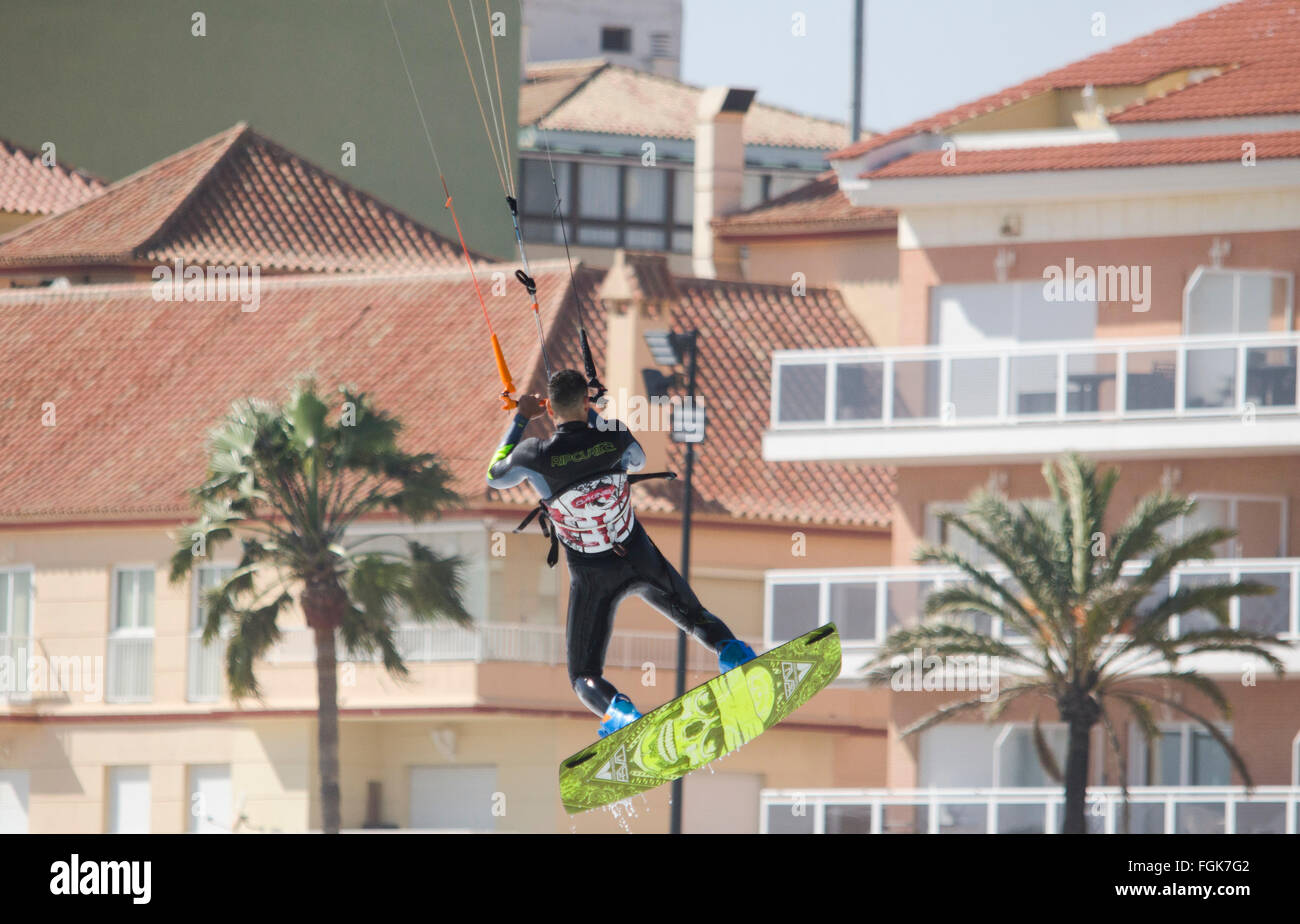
xmin=491 ymin=333 xmax=515 ymax=393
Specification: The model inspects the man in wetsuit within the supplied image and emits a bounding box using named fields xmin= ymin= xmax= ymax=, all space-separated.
xmin=486 ymin=368 xmax=756 ymax=738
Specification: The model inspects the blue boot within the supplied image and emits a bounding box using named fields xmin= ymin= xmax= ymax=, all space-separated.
xmin=718 ymin=639 xmax=757 ymax=673
xmin=598 ymin=694 xmax=642 ymax=738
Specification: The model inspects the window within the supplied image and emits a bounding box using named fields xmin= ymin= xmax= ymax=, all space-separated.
xmin=519 ymin=157 xmax=693 ymax=254
xmin=1162 ymin=493 xmax=1287 ymax=558
xmin=600 ymin=26 xmax=632 ymax=53
xmin=925 ymin=499 xmax=1054 ymax=568
xmin=189 ymin=765 xmax=232 ymax=833
xmin=193 ymin=564 xmax=234 ymax=634
xmin=1184 ymin=267 xmax=1292 ymax=335
xmin=190 ymin=565 xmax=234 ymax=702
xmin=108 ymin=767 xmax=151 ymax=833
xmin=0 ymin=567 xmax=33 ymax=638
xmin=113 ymin=567 xmax=154 ymax=631
xmin=1137 ymin=723 xmax=1233 ymax=786
xmin=109 ymin=567 xmax=155 ymax=702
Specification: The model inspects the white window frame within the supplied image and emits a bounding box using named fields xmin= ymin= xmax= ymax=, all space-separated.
xmin=1137 ymin=721 xmax=1234 ymax=787
xmin=110 ymin=565 xmax=157 ymax=636
xmin=1183 ymin=266 xmax=1294 ymax=334
xmin=0 ymin=565 xmax=35 ymax=638
xmin=1175 ymin=491 xmax=1289 ymax=558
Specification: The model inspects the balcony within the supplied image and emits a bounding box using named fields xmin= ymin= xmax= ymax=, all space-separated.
xmin=761 ymin=787 xmax=1300 ymax=833
xmin=766 ymin=559 xmax=1300 ymax=676
xmin=765 ymin=333 xmax=1300 ymax=465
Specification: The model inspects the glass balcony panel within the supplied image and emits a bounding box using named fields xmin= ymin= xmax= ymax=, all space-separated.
xmin=891 ymin=360 xmax=941 ymax=420
xmin=1184 ymin=347 xmax=1237 ymax=409
xmin=1009 ymin=354 xmax=1058 ymax=416
xmin=1236 ymin=802 xmax=1285 ymax=834
xmin=1127 ymin=802 xmax=1166 ymax=834
xmin=771 ymin=584 xmax=820 ymax=643
xmin=1066 ymin=352 xmax=1117 ymax=414
xmin=776 ymin=364 xmax=827 ymax=423
xmin=935 ymin=803 xmax=986 ymax=834
xmin=834 ymin=362 xmax=884 ymax=423
xmin=1176 ymin=802 xmax=1226 ymax=834
xmin=1174 ymin=572 xmax=1230 ymax=635
xmin=948 ymin=357 xmax=1000 ymax=420
xmin=885 ymin=580 xmax=936 ymax=633
xmin=829 ymin=582 xmax=877 ymax=643
xmin=1245 ymin=346 xmax=1297 ymax=408
xmin=766 ymin=804 xmax=814 ymax=834
xmin=1238 ymin=572 xmax=1291 ymax=636
xmin=996 ymin=803 xmax=1047 ymax=833
xmin=825 ymin=804 xmax=874 ymax=834
xmin=1125 ymin=351 xmax=1176 ymax=412
xmin=882 ymin=804 xmax=926 ymax=834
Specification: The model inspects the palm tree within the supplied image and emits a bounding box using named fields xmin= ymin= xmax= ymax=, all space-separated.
xmin=864 ymin=453 xmax=1288 ymax=834
xmin=170 ymin=380 xmax=470 ymax=833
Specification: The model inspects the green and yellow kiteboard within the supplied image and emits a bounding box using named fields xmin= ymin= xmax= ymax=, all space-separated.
xmin=559 ymin=623 xmax=842 ymax=814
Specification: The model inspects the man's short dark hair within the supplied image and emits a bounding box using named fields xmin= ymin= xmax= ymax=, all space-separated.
xmin=547 ymin=369 xmax=588 ymax=415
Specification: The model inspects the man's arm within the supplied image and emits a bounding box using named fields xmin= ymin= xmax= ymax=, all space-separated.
xmin=485 ymin=411 xmax=532 ymax=488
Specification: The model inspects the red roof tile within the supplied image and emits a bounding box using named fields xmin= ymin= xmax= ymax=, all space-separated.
xmin=832 ymin=0 xmax=1300 ymax=161
xmin=867 ymin=130 xmax=1300 ymax=177
xmin=0 ymin=262 xmax=893 ymax=528
xmin=0 ymin=137 xmax=105 ymax=216
xmin=522 ymin=60 xmax=859 ymax=150
xmin=0 ymin=124 xmax=477 ymax=272
xmin=713 ymin=171 xmax=897 ymax=237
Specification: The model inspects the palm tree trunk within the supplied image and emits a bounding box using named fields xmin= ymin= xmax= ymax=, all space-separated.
xmin=1061 ymin=713 xmax=1094 ymax=834
xmin=313 ymin=624 xmax=342 ymax=834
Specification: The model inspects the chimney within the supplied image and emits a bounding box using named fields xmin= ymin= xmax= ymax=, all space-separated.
xmin=598 ymin=250 xmax=676 ymax=474
xmin=692 ymin=86 xmax=755 ymax=280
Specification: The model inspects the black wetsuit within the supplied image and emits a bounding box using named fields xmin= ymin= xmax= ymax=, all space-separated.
xmin=486 ymin=410 xmax=737 ymax=716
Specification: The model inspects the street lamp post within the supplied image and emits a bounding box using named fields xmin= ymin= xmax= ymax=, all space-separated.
xmin=642 ymin=328 xmax=704 ymax=835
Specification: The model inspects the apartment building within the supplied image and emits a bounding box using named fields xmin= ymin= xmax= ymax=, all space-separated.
xmin=521 ymin=0 xmax=683 ymax=78
xmin=760 ymin=0 xmax=1300 ymax=833
xmin=0 ymin=126 xmax=893 ymax=833
xmin=518 ymin=60 xmax=857 ymax=275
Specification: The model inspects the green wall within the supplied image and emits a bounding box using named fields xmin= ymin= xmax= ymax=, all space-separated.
xmin=0 ymin=0 xmax=519 ymax=257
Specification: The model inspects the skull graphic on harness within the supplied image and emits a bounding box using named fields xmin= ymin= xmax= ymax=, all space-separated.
xmin=639 ymin=685 xmax=723 ymax=775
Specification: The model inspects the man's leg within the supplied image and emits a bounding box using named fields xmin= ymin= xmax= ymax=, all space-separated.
xmin=626 ymin=527 xmax=739 ymax=654
xmin=566 ymin=558 xmax=627 ymax=716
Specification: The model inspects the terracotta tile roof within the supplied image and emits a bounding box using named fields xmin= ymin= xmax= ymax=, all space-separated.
xmin=0 ymin=124 xmax=477 ymax=272
xmin=0 ymin=137 xmax=105 ymax=216
xmin=713 ymin=171 xmax=897 ymax=237
xmin=521 ymin=60 xmax=857 ymax=150
xmin=609 ymin=258 xmax=894 ymax=528
xmin=831 ymin=0 xmax=1300 ymax=162
xmin=867 ymin=130 xmax=1300 ymax=177
xmin=0 ymin=261 xmax=892 ymax=529
xmin=0 ymin=266 xmax=567 ymax=521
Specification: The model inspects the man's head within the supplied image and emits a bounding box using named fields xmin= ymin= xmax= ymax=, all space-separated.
xmin=547 ymin=369 xmax=589 ymax=421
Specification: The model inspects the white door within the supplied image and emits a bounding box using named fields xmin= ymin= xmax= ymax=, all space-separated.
xmin=409 ymin=766 xmax=497 ymax=831
xmin=683 ymin=772 xmax=762 ymax=833
xmin=188 ymin=765 xmax=232 ymax=833
xmin=108 ymin=766 xmax=150 ymax=833
xmin=0 ymin=771 xmax=29 ymax=833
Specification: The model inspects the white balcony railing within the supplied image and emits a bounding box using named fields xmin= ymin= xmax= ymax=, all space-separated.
xmin=767 ymin=559 xmax=1300 ymax=649
xmin=106 ymin=635 xmax=153 ymax=703
xmin=264 ymin=622 xmax=736 ymax=672
xmin=761 ymin=787 xmax=1300 ymax=833
xmin=771 ymin=332 xmax=1300 ymax=430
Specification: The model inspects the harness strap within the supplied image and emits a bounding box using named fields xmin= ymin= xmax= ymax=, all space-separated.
xmin=512 ymin=471 xmax=677 ymax=567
